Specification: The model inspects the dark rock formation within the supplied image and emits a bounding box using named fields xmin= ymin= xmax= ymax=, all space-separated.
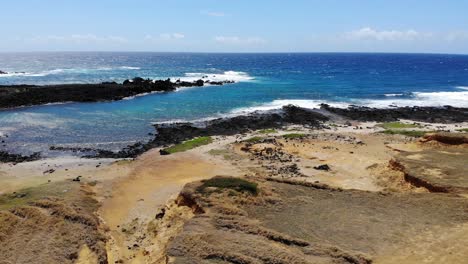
xmin=0 ymin=151 xmax=41 ymax=163
xmin=0 ymin=77 xmax=229 ymax=109
xmin=314 ymin=164 xmax=331 ymax=171
xmin=87 ymin=105 xmax=329 ymax=159
xmin=0 ymin=70 xmax=7 ymax=75
xmin=320 ymin=104 xmax=468 ymax=123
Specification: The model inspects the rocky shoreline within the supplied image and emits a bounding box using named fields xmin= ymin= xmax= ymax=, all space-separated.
xmin=0 ymin=151 xmax=41 ymax=163
xmin=83 ymin=105 xmax=330 ymax=158
xmin=0 ymin=77 xmax=233 ymax=109
xmin=320 ymin=104 xmax=468 ymax=123
xmin=1 ymin=104 xmax=468 ymax=162
xmin=78 ymin=104 xmax=467 ymax=159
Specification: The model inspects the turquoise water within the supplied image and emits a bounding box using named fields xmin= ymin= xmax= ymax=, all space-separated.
xmin=1 ymin=52 xmax=468 ymax=155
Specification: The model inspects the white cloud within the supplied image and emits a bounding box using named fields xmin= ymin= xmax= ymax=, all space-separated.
xmin=30 ymin=34 xmax=128 ymax=43
xmin=214 ymin=36 xmax=266 ymax=45
xmin=201 ymin=10 xmax=227 ymax=17
xmin=345 ymin=27 xmax=431 ymax=41
xmin=446 ymin=31 xmax=468 ymax=42
xmin=146 ymin=33 xmax=185 ymax=41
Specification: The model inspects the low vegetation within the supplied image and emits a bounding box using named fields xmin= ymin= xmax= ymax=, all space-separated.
xmin=283 ymin=133 xmax=307 ymax=139
xmin=0 ymin=181 xmax=75 ymax=210
xmin=379 ymin=122 xmax=422 ymax=129
xmin=456 ymin=128 xmax=468 ymax=132
xmin=197 ymin=177 xmax=258 ymax=195
xmin=258 ymin=129 xmax=277 ymax=134
xmin=243 ymin=136 xmax=265 ymax=143
xmin=162 ymin=136 xmax=213 ymax=154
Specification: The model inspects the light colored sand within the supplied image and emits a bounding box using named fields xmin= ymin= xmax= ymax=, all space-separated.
xmin=0 ymin=157 xmax=128 ymax=195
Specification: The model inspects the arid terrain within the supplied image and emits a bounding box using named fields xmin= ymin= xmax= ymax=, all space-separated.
xmin=1 ymin=111 xmax=467 ymax=264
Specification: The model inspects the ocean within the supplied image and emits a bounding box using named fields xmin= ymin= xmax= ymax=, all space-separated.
xmin=1 ymin=52 xmax=468 ymax=156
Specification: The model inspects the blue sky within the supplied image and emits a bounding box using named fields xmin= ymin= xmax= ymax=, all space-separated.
xmin=1 ymin=0 xmax=468 ymax=53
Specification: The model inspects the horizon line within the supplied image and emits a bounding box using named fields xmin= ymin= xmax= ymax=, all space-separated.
xmin=0 ymin=51 xmax=468 ymax=56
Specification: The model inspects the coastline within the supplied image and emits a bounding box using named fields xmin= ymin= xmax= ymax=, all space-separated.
xmin=1 ymin=112 xmax=467 ymax=263
xmin=0 ymin=104 xmax=467 ymax=162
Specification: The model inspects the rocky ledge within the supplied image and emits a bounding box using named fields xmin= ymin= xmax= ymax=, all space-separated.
xmin=0 ymin=77 xmax=233 ymax=109
xmin=320 ymin=104 xmax=468 ymax=123
xmin=0 ymin=151 xmax=41 ymax=163
xmin=55 ymin=104 xmax=468 ymax=159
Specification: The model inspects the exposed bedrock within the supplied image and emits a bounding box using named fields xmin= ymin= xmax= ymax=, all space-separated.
xmin=320 ymin=104 xmax=468 ymax=123
xmin=0 ymin=77 xmax=230 ymax=109
xmin=388 ymin=133 xmax=468 ymax=194
xmin=0 ymin=151 xmax=41 ymax=163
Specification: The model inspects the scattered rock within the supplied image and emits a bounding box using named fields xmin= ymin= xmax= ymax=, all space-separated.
xmin=72 ymin=176 xmax=82 ymax=182
xmin=155 ymin=208 xmax=166 ymax=219
xmin=43 ymin=169 xmax=55 ymax=174
xmin=314 ymin=164 xmax=331 ymax=171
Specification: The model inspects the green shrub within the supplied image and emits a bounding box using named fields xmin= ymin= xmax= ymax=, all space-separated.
xmin=162 ymin=136 xmax=213 ymax=154
xmin=243 ymin=136 xmax=265 ymax=143
xmin=456 ymin=128 xmax=468 ymax=132
xmin=198 ymin=177 xmax=258 ymax=195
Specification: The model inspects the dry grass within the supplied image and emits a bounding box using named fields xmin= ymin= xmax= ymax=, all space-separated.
xmin=0 ymin=181 xmax=107 ymax=264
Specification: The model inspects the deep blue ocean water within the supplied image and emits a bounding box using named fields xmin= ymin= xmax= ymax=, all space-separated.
xmin=0 ymin=52 xmax=468 ymax=156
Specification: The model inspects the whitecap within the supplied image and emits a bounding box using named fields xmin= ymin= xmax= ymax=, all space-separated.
xmin=230 ymin=99 xmax=350 ymax=114
xmin=229 ymin=91 xmax=468 ymax=114
xmin=174 ymin=71 xmax=254 ymax=83
xmin=0 ymin=66 xmax=140 ymax=78
xmin=119 ymin=66 xmax=141 ymax=70
xmin=361 ymin=91 xmax=468 ymax=108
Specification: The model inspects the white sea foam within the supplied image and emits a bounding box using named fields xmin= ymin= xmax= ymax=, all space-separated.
xmin=0 ymin=71 xmax=48 ymax=77
xmin=361 ymin=91 xmax=468 ymax=108
xmin=122 ymin=91 xmax=163 ymax=100
xmin=230 ymin=100 xmax=350 ymax=114
xmin=456 ymin=86 xmax=468 ymax=90
xmin=384 ymin=93 xmax=404 ymax=97
xmin=229 ymin=91 xmax=468 ymax=114
xmin=175 ymin=71 xmax=254 ymax=83
xmin=119 ymin=66 xmax=141 ymax=70
xmin=0 ymin=66 xmax=140 ymax=78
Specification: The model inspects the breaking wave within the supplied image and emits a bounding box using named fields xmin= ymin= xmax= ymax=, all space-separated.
xmin=175 ymin=71 xmax=254 ymax=83
xmin=0 ymin=66 xmax=141 ymax=78
xmin=230 ymin=91 xmax=468 ymax=114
